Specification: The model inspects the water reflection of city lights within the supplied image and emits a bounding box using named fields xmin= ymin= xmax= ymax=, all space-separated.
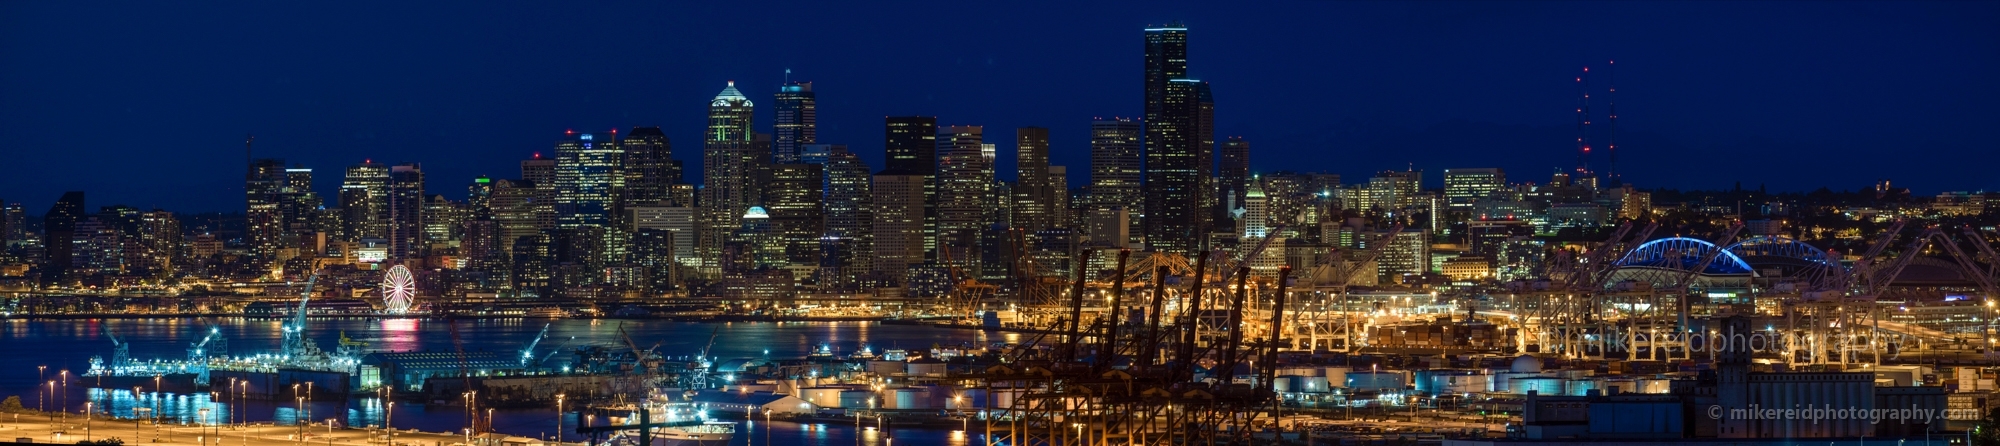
xmin=381 ymin=319 xmax=418 ymax=332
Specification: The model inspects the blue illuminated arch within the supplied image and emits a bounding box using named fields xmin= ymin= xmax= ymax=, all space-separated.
xmin=1722 ymin=236 xmax=1836 ymax=266
xmin=1613 ymin=237 xmax=1755 ymax=275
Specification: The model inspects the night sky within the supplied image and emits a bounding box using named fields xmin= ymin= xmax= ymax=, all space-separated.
xmin=2 ymin=1 xmax=1996 ymax=213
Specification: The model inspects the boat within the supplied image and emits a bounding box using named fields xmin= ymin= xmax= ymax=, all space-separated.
xmin=594 ymin=396 xmax=736 ymax=446
xmin=648 ymin=422 xmax=735 ymax=446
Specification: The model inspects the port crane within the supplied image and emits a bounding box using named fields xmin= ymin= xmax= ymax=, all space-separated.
xmin=189 ymin=326 xmax=226 ymax=385
xmin=520 ymin=323 xmax=552 ymax=367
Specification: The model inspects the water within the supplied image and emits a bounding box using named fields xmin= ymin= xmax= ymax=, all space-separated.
xmin=0 ymin=317 xmax=1002 ymax=445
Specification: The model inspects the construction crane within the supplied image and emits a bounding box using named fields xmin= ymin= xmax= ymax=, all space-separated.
xmin=537 ymin=336 xmax=578 ymax=369
xmin=520 ymin=323 xmax=552 ymax=367
xmin=104 ymin=324 xmax=130 ymax=371
xmin=1296 ymin=222 xmax=1402 ymax=352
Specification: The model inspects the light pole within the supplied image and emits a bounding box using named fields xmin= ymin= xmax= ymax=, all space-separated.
xmin=326 ymin=418 xmax=336 ymax=446
xmin=555 ymin=393 xmax=565 ymax=444
xmin=84 ymin=401 xmax=92 ymax=441
xmin=763 ymin=409 xmax=771 ymax=446
xmin=385 ymin=402 xmax=396 ymax=446
xmin=155 ymin=375 xmax=164 ymax=428
xmin=229 ymin=378 xmax=239 ymax=427
xmin=60 ymin=369 xmax=68 ymax=425
xmin=210 ymin=391 xmax=221 ymax=442
xmin=199 ymin=408 xmax=211 ymax=446
xmin=44 ymin=381 xmax=55 ymax=425
xmin=132 ymin=387 xmax=142 ymax=435
xmin=296 ymin=396 xmax=305 ymax=446
xmin=37 ymin=365 xmax=45 ymax=413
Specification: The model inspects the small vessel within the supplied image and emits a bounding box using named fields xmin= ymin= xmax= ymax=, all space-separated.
xmin=649 ymin=422 xmax=735 ymax=446
xmin=596 ymin=396 xmax=736 ymax=446
xmin=850 ymin=345 xmax=877 ymax=360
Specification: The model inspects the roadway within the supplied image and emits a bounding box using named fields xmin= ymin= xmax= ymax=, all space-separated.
xmin=0 ymin=411 xmax=564 ymax=446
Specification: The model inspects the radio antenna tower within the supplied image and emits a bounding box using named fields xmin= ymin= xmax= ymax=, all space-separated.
xmin=1606 ymin=60 xmax=1621 ymax=186
xmin=1574 ymin=67 xmax=1592 ymax=178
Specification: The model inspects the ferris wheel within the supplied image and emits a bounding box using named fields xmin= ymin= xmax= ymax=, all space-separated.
xmin=382 ymin=264 xmax=416 ymax=314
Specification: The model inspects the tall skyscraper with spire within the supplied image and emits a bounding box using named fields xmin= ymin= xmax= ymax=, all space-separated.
xmin=1143 ymin=23 xmax=1211 ymax=254
xmin=701 ymin=81 xmax=762 ymax=276
xmin=773 ymin=80 xmax=816 ymax=164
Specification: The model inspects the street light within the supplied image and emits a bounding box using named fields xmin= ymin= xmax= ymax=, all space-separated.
xmin=132 ymin=387 xmax=142 ymax=436
xmin=84 ymin=401 xmax=93 ymax=441
xmin=36 ymin=365 xmax=46 ymax=413
xmin=199 ymin=408 xmax=211 ymax=446
xmin=60 ymin=370 xmax=68 ymax=424
xmin=555 ymin=393 xmax=566 ymax=444
xmin=386 ymin=402 xmax=396 ymax=446
xmin=296 ymin=396 xmax=306 ymax=446
xmin=763 ymin=409 xmax=772 ymax=446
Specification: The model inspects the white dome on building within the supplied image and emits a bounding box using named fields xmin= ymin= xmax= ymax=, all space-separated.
xmin=1511 ymin=355 xmax=1544 ymax=373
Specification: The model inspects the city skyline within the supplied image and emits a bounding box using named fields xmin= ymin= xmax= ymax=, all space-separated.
xmin=3 ymin=2 xmax=1997 ymax=213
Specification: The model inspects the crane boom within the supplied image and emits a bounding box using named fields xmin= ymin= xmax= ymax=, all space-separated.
xmin=521 ymin=323 xmax=552 ymax=366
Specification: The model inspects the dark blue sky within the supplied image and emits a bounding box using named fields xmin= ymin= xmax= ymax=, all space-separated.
xmin=3 ymin=1 xmax=1996 ymax=213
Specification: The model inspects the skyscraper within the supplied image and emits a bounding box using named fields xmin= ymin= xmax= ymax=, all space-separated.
xmin=871 ymin=172 xmax=927 ymax=276
xmin=281 ymin=166 xmax=322 ymax=248
xmin=1090 ymin=118 xmax=1143 ymax=247
xmin=2 ymin=202 xmax=23 ymax=247
xmin=1443 ymin=168 xmax=1506 ymax=210
xmin=520 ymin=155 xmax=557 ymax=232
xmin=621 ymin=126 xmax=677 ymax=207
xmin=701 ymin=81 xmax=762 ymax=276
xmin=554 ymin=131 xmax=624 ymax=228
xmin=139 ymin=209 xmax=180 ymax=278
xmin=1012 ymin=127 xmax=1055 ymax=234
xmin=468 ymin=176 xmax=494 ymax=220
xmin=491 ymin=178 xmax=543 ymax=258
xmin=773 ymin=81 xmax=816 ymax=164
xmin=1145 ymin=78 xmax=1210 ymax=254
xmin=42 ymin=191 xmax=84 ymax=286
xmin=339 ymin=161 xmax=389 ymax=242
xmin=247 ymin=158 xmax=286 ymax=261
xmin=0 ymin=199 xmax=11 ymax=249
xmin=1218 ymin=136 xmax=1249 ymax=228
xmin=1142 ymin=23 xmax=1211 ymax=254
xmin=387 ymin=163 xmax=425 ymax=259
xmin=884 ymin=116 xmax=939 ymax=261
xmin=820 ymin=145 xmax=874 ymax=284
xmin=885 ymin=117 xmax=938 ymax=174
xmin=935 ymin=125 xmax=989 ymax=272
xmin=766 ymin=163 xmax=824 ymax=268
xmin=1047 ymin=165 xmax=1070 ymax=228
xmin=1144 ymin=23 xmax=1189 ymax=127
